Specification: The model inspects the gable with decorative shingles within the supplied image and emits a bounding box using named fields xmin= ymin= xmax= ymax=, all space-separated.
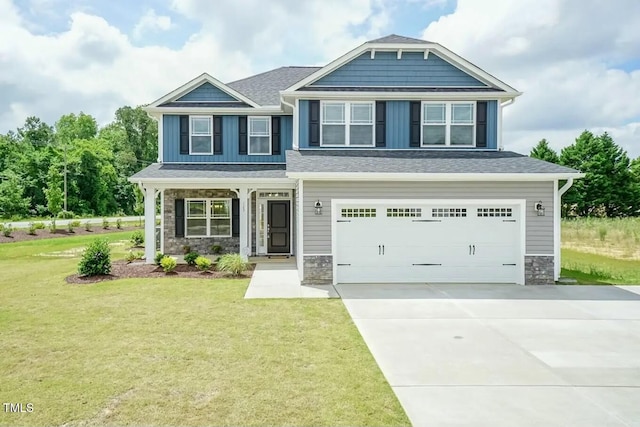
xmin=176 ymin=82 xmax=239 ymax=102
xmin=309 ymin=51 xmax=486 ymax=87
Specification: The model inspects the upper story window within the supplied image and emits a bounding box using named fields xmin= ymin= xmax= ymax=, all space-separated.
xmin=248 ymin=117 xmax=271 ymax=155
xmin=422 ymin=102 xmax=475 ymax=146
xmin=190 ymin=116 xmax=213 ymax=154
xmin=321 ymin=101 xmax=374 ymax=146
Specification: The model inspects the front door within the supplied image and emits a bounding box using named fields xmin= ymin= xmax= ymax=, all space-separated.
xmin=267 ymin=200 xmax=290 ymax=253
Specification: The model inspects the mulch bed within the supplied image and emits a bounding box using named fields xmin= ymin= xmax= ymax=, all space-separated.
xmin=65 ymin=260 xmax=255 ymax=284
xmin=0 ymin=225 xmax=142 ymax=244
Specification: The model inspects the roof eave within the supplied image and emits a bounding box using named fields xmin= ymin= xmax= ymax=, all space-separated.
xmin=285 ymin=172 xmax=585 ymax=181
xmin=280 ymin=90 xmax=522 ymax=100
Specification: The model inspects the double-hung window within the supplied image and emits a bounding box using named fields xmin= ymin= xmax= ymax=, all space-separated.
xmin=422 ymin=102 xmax=475 ymax=146
xmin=248 ymin=117 xmax=271 ymax=155
xmin=186 ymin=199 xmax=231 ymax=237
xmin=190 ymin=116 xmax=213 ymax=154
xmin=321 ymin=101 xmax=374 ymax=146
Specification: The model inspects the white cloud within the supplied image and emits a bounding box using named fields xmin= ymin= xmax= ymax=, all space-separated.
xmin=421 ymin=0 xmax=640 ymax=157
xmin=133 ymin=9 xmax=173 ymax=40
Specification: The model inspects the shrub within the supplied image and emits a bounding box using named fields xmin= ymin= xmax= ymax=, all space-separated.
xmin=84 ymin=221 xmax=92 ymax=231
xmin=78 ymin=239 xmax=111 ymax=276
xmin=130 ymin=230 xmax=144 ymax=246
xmin=211 ymin=244 xmax=223 ymax=254
xmin=28 ymin=222 xmax=37 ymax=235
xmin=116 ymin=218 xmax=122 ymax=229
xmin=70 ymin=220 xmax=81 ymax=228
xmin=182 ymin=245 xmax=191 ymax=254
xmin=160 ymin=256 xmax=177 ymax=273
xmin=57 ymin=210 xmax=75 ymax=219
xmin=67 ymin=221 xmax=75 ymax=233
xmin=195 ymin=256 xmax=212 ymax=272
xmin=49 ymin=218 xmax=57 ymax=233
xmin=154 ymin=252 xmax=165 ymax=266
xmin=125 ymin=250 xmax=145 ymax=263
xmin=102 ymin=218 xmax=109 ymax=229
xmin=216 ymin=253 xmax=249 ymax=276
xmin=2 ymin=224 xmax=12 ymax=238
xmin=33 ymin=222 xmax=46 ymax=230
xmin=184 ymin=251 xmax=200 ymax=266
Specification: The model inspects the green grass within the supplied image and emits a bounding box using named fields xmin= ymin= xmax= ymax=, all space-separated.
xmin=0 ymin=233 xmax=408 ymax=426
xmin=562 ymin=217 xmax=640 ymax=259
xmin=562 ymin=248 xmax=640 ymax=285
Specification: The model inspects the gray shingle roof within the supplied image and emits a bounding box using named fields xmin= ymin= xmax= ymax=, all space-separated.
xmin=130 ymin=163 xmax=287 ymax=180
xmin=159 ymin=101 xmax=251 ymax=108
xmin=286 ymin=150 xmax=581 ymax=175
xmin=369 ymin=34 xmax=431 ymax=44
xmin=227 ymin=66 xmax=321 ymax=106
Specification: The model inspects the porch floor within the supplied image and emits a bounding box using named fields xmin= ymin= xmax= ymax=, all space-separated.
xmin=244 ymin=261 xmax=339 ymax=299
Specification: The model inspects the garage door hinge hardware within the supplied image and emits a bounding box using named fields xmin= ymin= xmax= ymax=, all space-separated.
xmin=412 ymin=219 xmax=442 ymax=222
xmin=503 ymin=219 xmax=517 ymax=222
xmin=502 ymin=263 xmax=517 ymax=266
xmin=337 ymin=220 xmax=351 ymax=223
xmin=412 ymin=263 xmax=442 ymax=266
xmin=337 ymin=263 xmax=351 ymax=266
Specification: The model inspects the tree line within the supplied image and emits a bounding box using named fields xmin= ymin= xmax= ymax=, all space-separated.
xmin=530 ymin=131 xmax=640 ymax=217
xmin=0 ymin=107 xmax=157 ymax=219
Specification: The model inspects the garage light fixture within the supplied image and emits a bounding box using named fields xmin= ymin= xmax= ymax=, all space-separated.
xmin=534 ymin=201 xmax=545 ymax=216
xmin=314 ymin=200 xmax=323 ymax=215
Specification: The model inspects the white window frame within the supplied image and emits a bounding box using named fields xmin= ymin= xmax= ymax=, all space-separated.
xmin=421 ymin=101 xmax=476 ymax=147
xmin=189 ymin=115 xmax=213 ymax=155
xmin=248 ymin=116 xmax=272 ymax=155
xmin=320 ymin=101 xmax=375 ymax=147
xmin=185 ymin=198 xmax=232 ymax=238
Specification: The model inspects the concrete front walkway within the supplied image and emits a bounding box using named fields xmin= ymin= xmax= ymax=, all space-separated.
xmin=244 ymin=262 xmax=338 ymax=299
xmin=337 ymin=283 xmax=640 ymax=427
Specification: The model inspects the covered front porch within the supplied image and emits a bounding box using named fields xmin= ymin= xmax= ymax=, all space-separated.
xmin=129 ymin=163 xmax=296 ymax=263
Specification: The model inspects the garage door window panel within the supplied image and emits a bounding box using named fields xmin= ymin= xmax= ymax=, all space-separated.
xmin=432 ymin=208 xmax=467 ymax=218
xmin=341 ymin=208 xmax=377 ymax=218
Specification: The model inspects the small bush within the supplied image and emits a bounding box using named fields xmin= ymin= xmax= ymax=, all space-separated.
xmin=182 ymin=245 xmax=192 ymax=254
xmin=49 ymin=218 xmax=57 ymax=233
xmin=70 ymin=220 xmax=81 ymax=228
xmin=184 ymin=251 xmax=200 ymax=266
xmin=28 ymin=222 xmax=37 ymax=235
xmin=154 ymin=252 xmax=165 ymax=266
xmin=125 ymin=250 xmax=145 ymax=263
xmin=130 ymin=230 xmax=144 ymax=246
xmin=2 ymin=224 xmax=12 ymax=238
xmin=216 ymin=253 xmax=249 ymax=276
xmin=67 ymin=221 xmax=75 ymax=233
xmin=102 ymin=218 xmax=109 ymax=229
xmin=78 ymin=239 xmax=111 ymax=276
xmin=195 ymin=256 xmax=212 ymax=272
xmin=211 ymin=244 xmax=223 ymax=254
xmin=116 ymin=218 xmax=122 ymax=229
xmin=160 ymin=256 xmax=177 ymax=273
xmin=84 ymin=221 xmax=92 ymax=231
xmin=33 ymin=222 xmax=46 ymax=230
xmin=57 ymin=210 xmax=75 ymax=219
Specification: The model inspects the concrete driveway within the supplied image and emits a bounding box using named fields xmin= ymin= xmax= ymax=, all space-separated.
xmin=336 ymin=283 xmax=640 ymax=427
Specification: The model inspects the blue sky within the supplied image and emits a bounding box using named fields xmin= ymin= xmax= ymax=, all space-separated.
xmin=2 ymin=0 xmax=640 ymax=156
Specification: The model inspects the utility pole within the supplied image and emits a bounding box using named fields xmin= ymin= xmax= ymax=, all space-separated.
xmin=63 ymin=139 xmax=67 ymax=212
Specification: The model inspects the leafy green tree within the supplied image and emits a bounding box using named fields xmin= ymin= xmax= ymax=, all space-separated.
xmin=55 ymin=112 xmax=98 ymax=144
xmin=0 ymin=172 xmax=31 ymax=218
xmin=530 ymin=138 xmax=559 ymax=163
xmin=44 ymin=166 xmax=64 ymax=216
xmin=560 ymin=131 xmax=637 ymax=217
xmin=18 ymin=116 xmax=54 ymax=148
xmin=114 ymin=106 xmax=157 ymax=166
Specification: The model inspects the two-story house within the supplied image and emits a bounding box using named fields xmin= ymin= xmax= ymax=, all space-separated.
xmin=130 ymin=34 xmax=582 ymax=286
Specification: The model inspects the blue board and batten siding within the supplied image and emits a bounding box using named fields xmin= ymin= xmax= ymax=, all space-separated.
xmin=311 ymin=52 xmax=486 ymax=87
xmin=176 ymin=82 xmax=238 ymax=102
xmin=298 ymin=100 xmax=498 ymax=149
xmin=163 ymin=115 xmax=292 ymax=163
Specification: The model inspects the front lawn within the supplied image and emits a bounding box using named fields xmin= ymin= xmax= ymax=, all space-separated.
xmin=561 ymin=248 xmax=640 ymax=285
xmin=0 ymin=233 xmax=408 ymax=426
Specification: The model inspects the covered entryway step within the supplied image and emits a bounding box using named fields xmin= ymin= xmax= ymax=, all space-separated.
xmin=335 ymin=201 xmax=523 ymax=284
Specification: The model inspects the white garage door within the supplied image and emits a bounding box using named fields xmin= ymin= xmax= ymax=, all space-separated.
xmin=335 ymin=202 xmax=522 ymax=284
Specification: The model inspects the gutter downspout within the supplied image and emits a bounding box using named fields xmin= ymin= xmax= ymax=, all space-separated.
xmin=555 ymin=178 xmax=574 ymax=281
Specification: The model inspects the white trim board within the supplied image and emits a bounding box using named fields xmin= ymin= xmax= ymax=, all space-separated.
xmin=286 ymin=172 xmax=585 ymax=181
